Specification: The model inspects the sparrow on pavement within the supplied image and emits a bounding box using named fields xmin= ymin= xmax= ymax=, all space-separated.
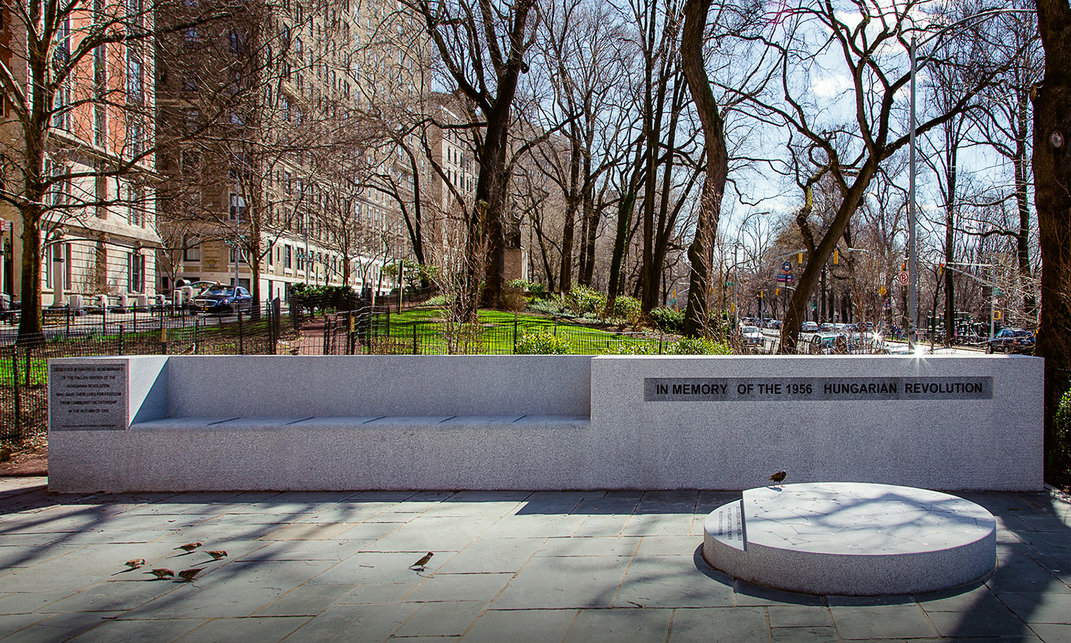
xmin=177 ymin=568 xmax=204 ymax=582
xmin=411 ymin=552 xmax=434 ymax=570
xmin=175 ymin=542 xmax=202 ymax=553
xmin=206 ymin=550 xmax=227 ymax=560
xmin=147 ymin=568 xmax=174 ymax=580
xmin=125 ymin=558 xmax=146 ymax=570
xmin=768 ymin=470 xmax=787 ymax=486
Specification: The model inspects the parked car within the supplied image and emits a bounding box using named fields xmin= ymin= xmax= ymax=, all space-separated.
xmin=985 ymin=328 xmax=1035 ymax=354
xmin=193 ymin=285 xmax=253 ymax=315
xmin=740 ymin=325 xmax=764 ymax=346
xmin=801 ymin=321 xmax=819 ymax=333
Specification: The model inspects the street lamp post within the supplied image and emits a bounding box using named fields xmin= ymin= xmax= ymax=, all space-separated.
xmin=909 ymin=35 xmax=918 ymax=353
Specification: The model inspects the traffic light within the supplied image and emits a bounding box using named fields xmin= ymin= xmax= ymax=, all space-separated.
xmin=994 ymin=310 xmax=1002 ymax=321
xmin=776 ymin=288 xmax=781 ymax=296
xmin=833 ymin=249 xmax=839 ymax=264
xmin=938 ymin=263 xmax=945 ymax=277
xmin=798 ymin=251 xmax=803 ymax=264
xmin=901 ymin=260 xmax=907 ymax=272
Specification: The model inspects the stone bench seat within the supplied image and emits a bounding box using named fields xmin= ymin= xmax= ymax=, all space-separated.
xmin=129 ymin=415 xmax=590 ymax=430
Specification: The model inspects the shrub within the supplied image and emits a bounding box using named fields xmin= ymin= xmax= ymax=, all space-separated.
xmin=605 ymin=341 xmax=660 ymax=355
xmin=611 ymin=296 xmax=643 ymax=327
xmin=515 ymin=330 xmax=571 ymax=354
xmin=1054 ymin=390 xmax=1071 ymax=485
xmin=666 ymin=337 xmax=733 ymax=355
xmin=649 ymin=306 xmax=684 ymax=333
xmin=528 ymin=297 xmax=565 ymax=316
xmin=563 ymin=285 xmax=605 ymax=316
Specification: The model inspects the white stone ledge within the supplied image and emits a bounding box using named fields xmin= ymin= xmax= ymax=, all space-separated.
xmin=48 ymin=354 xmax=1043 ymax=492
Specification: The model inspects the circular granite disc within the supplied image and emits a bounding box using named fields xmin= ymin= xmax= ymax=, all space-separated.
xmin=703 ymin=482 xmax=996 ymax=595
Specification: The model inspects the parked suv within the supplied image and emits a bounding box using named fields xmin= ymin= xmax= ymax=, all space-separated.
xmin=985 ymin=328 xmax=1035 ymax=354
xmin=193 ymin=285 xmax=254 ymax=315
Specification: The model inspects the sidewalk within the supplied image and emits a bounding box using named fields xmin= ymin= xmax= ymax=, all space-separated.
xmin=1 ymin=479 xmax=1069 ymax=642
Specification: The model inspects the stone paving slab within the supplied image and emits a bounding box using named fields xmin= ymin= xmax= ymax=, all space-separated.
xmin=1 ymin=481 xmax=1070 ymax=642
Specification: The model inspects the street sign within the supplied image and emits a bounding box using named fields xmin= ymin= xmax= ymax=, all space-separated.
xmin=879 ymin=286 xmax=886 ymax=296
xmin=776 ymin=274 xmax=793 ymax=283
xmin=884 ymin=299 xmax=891 ymax=309
xmin=897 ymin=271 xmax=909 ymax=286
xmin=781 ymin=261 xmax=792 ymax=273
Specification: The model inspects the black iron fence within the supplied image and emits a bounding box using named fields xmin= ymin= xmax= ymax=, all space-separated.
xmin=290 ymin=310 xmax=665 ymax=356
xmin=0 ymin=300 xmax=285 ymax=442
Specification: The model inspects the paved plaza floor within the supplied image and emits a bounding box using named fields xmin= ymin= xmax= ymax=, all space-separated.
xmin=1 ymin=478 xmax=1069 ymax=642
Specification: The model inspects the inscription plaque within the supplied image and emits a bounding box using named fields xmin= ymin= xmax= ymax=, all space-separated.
xmin=51 ymin=363 xmax=128 ymax=430
xmin=708 ymin=499 xmax=746 ymax=551
xmin=645 ymin=376 xmax=992 ymax=402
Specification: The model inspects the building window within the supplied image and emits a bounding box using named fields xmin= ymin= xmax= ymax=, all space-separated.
xmin=129 ymin=252 xmax=145 ymax=293
xmin=285 ymin=245 xmax=292 ymax=269
xmin=127 ymin=185 xmax=144 ymax=226
xmin=126 ymin=117 xmax=144 ymax=156
xmin=183 ymin=237 xmax=201 ymax=262
xmin=126 ymin=44 xmax=144 ymax=105
xmin=93 ymin=44 xmax=107 ymax=145
xmin=53 ymin=18 xmax=71 ymax=130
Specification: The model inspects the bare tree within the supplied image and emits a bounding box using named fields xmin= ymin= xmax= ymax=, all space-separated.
xmin=738 ymin=0 xmax=1014 ymax=352
xmin=967 ymin=1 xmax=1041 ymax=321
xmin=403 ymin=0 xmax=539 ymax=318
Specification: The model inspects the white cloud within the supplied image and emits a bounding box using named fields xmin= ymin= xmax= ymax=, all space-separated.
xmin=811 ymin=73 xmax=851 ymax=98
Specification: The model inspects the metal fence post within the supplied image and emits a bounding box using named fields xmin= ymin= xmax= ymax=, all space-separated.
xmin=118 ymin=324 xmax=125 ymax=355
xmin=513 ymin=313 xmax=518 ymax=351
xmin=412 ymin=322 xmax=419 ymax=355
xmin=273 ymin=298 xmax=281 ymax=354
xmin=23 ymin=345 xmax=32 ymax=389
xmin=11 ymin=346 xmax=21 ymax=439
xmin=347 ymin=312 xmax=354 ymax=355
xmin=238 ymin=308 xmax=245 ymax=356
xmin=66 ymin=305 xmax=71 ymax=339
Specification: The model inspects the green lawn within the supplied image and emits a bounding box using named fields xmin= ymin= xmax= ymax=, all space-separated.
xmin=377 ymin=308 xmax=664 ymax=355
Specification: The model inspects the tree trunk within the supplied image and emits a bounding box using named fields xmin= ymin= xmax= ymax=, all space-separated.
xmin=943 ymin=130 xmax=958 ymax=346
xmin=1014 ymin=86 xmax=1037 ymax=319
xmin=558 ymin=134 xmax=581 ymax=293
xmin=680 ymin=0 xmax=727 ymax=337
xmin=1033 ymin=0 xmax=1071 ymax=484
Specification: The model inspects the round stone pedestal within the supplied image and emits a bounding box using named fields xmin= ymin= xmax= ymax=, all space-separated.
xmin=703 ymin=482 xmax=996 ymax=595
